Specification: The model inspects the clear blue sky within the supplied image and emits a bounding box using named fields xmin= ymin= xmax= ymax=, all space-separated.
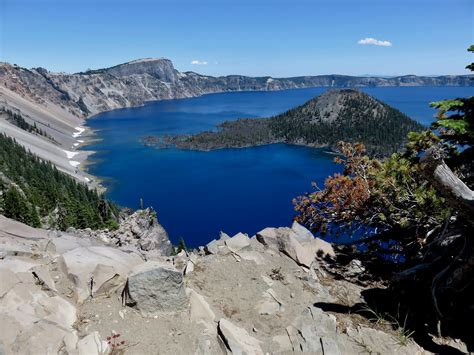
xmin=0 ymin=0 xmax=472 ymax=76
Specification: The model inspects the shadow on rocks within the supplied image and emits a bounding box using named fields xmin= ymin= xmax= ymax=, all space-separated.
xmin=314 ymin=287 xmax=469 ymax=355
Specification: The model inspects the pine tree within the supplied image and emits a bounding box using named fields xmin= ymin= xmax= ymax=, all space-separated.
xmin=4 ymin=187 xmax=30 ymax=224
xmin=0 ymin=134 xmax=118 ymax=230
xmin=176 ymin=238 xmax=187 ymax=253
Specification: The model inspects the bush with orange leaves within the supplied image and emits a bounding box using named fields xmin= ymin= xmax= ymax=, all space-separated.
xmin=294 ymin=139 xmax=450 ymax=262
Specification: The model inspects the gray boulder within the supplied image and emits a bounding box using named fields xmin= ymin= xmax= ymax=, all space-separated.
xmin=291 ymin=222 xmax=335 ymax=258
xmin=286 ymin=306 xmax=341 ymax=354
xmin=257 ymin=226 xmax=335 ymax=267
xmin=186 ymin=288 xmax=216 ymax=324
xmin=277 ymin=230 xmax=316 ymax=267
xmin=125 ymin=261 xmax=187 ymax=315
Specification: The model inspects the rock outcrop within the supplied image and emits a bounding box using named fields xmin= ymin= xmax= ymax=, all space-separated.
xmin=257 ymin=222 xmax=335 ymax=268
xmin=68 ymin=208 xmax=173 ymax=258
xmin=58 ymin=245 xmax=142 ymax=302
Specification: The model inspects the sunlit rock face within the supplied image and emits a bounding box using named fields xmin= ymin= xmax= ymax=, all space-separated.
xmin=1 ymin=60 xmax=471 ymax=119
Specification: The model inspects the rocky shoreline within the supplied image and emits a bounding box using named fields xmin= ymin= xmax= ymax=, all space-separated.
xmin=140 ymin=134 xmax=288 ymax=152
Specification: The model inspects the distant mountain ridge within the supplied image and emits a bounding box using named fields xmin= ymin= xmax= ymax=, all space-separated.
xmin=154 ymin=90 xmax=424 ymax=156
xmin=0 ymin=58 xmax=472 ymax=119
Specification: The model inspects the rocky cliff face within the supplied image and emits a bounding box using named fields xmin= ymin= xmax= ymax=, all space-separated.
xmin=67 ymin=208 xmax=173 ymax=258
xmin=103 ymin=58 xmax=178 ymax=82
xmin=1 ymin=59 xmax=472 ymax=118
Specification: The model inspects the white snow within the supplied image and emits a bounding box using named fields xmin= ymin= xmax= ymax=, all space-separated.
xmin=63 ymin=150 xmax=79 ymax=159
xmin=78 ymin=140 xmax=84 ymax=143
xmin=84 ymin=177 xmax=90 ymax=182
xmin=69 ymin=161 xmax=80 ymax=167
xmin=73 ymin=143 xmax=79 ymax=147
xmin=72 ymin=127 xmax=85 ymax=138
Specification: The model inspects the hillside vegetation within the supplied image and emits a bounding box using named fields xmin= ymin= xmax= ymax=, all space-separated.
xmin=0 ymin=134 xmax=118 ymax=230
xmin=159 ymin=90 xmax=424 ymax=156
xmin=0 ymin=107 xmax=56 ymax=142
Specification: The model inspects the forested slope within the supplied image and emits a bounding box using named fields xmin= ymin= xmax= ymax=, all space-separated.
xmin=0 ymin=134 xmax=117 ymax=229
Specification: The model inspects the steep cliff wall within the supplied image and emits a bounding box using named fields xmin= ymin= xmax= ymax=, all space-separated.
xmin=1 ymin=59 xmax=472 ymax=118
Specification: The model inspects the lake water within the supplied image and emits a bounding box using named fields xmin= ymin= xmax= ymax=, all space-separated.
xmin=85 ymin=87 xmax=472 ymax=246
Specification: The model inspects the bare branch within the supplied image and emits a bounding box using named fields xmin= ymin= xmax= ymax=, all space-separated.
xmin=420 ymin=147 xmax=474 ymax=224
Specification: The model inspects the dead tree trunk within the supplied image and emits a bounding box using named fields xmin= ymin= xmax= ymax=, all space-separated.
xmin=416 ymin=146 xmax=474 ymax=331
xmin=420 ymin=147 xmax=474 ymax=225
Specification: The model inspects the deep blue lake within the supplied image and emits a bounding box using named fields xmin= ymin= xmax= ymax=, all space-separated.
xmin=85 ymin=87 xmax=473 ymax=246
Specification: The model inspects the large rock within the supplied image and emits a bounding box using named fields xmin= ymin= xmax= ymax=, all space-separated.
xmin=31 ymin=264 xmax=57 ymax=292
xmin=225 ymin=232 xmax=251 ymax=253
xmin=205 ymin=233 xmax=231 ymax=256
xmin=234 ymin=250 xmax=265 ymax=265
xmin=218 ymin=319 xmax=263 ymax=355
xmin=286 ymin=306 xmax=341 ymax=354
xmin=257 ymin=226 xmax=335 ymax=267
xmin=277 ymin=230 xmax=315 ymax=268
xmin=58 ymin=246 xmax=143 ymax=302
xmin=256 ymin=227 xmax=283 ymax=250
xmin=0 ymin=280 xmax=77 ymax=354
xmin=186 ymin=288 xmax=216 ymax=324
xmin=47 ymin=233 xmax=95 ymax=255
xmin=125 ymin=261 xmax=187 ymax=315
xmin=106 ymin=58 xmax=178 ymax=83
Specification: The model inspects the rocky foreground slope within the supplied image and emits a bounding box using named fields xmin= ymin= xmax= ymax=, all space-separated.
xmin=1 ymin=210 xmax=468 ymax=354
